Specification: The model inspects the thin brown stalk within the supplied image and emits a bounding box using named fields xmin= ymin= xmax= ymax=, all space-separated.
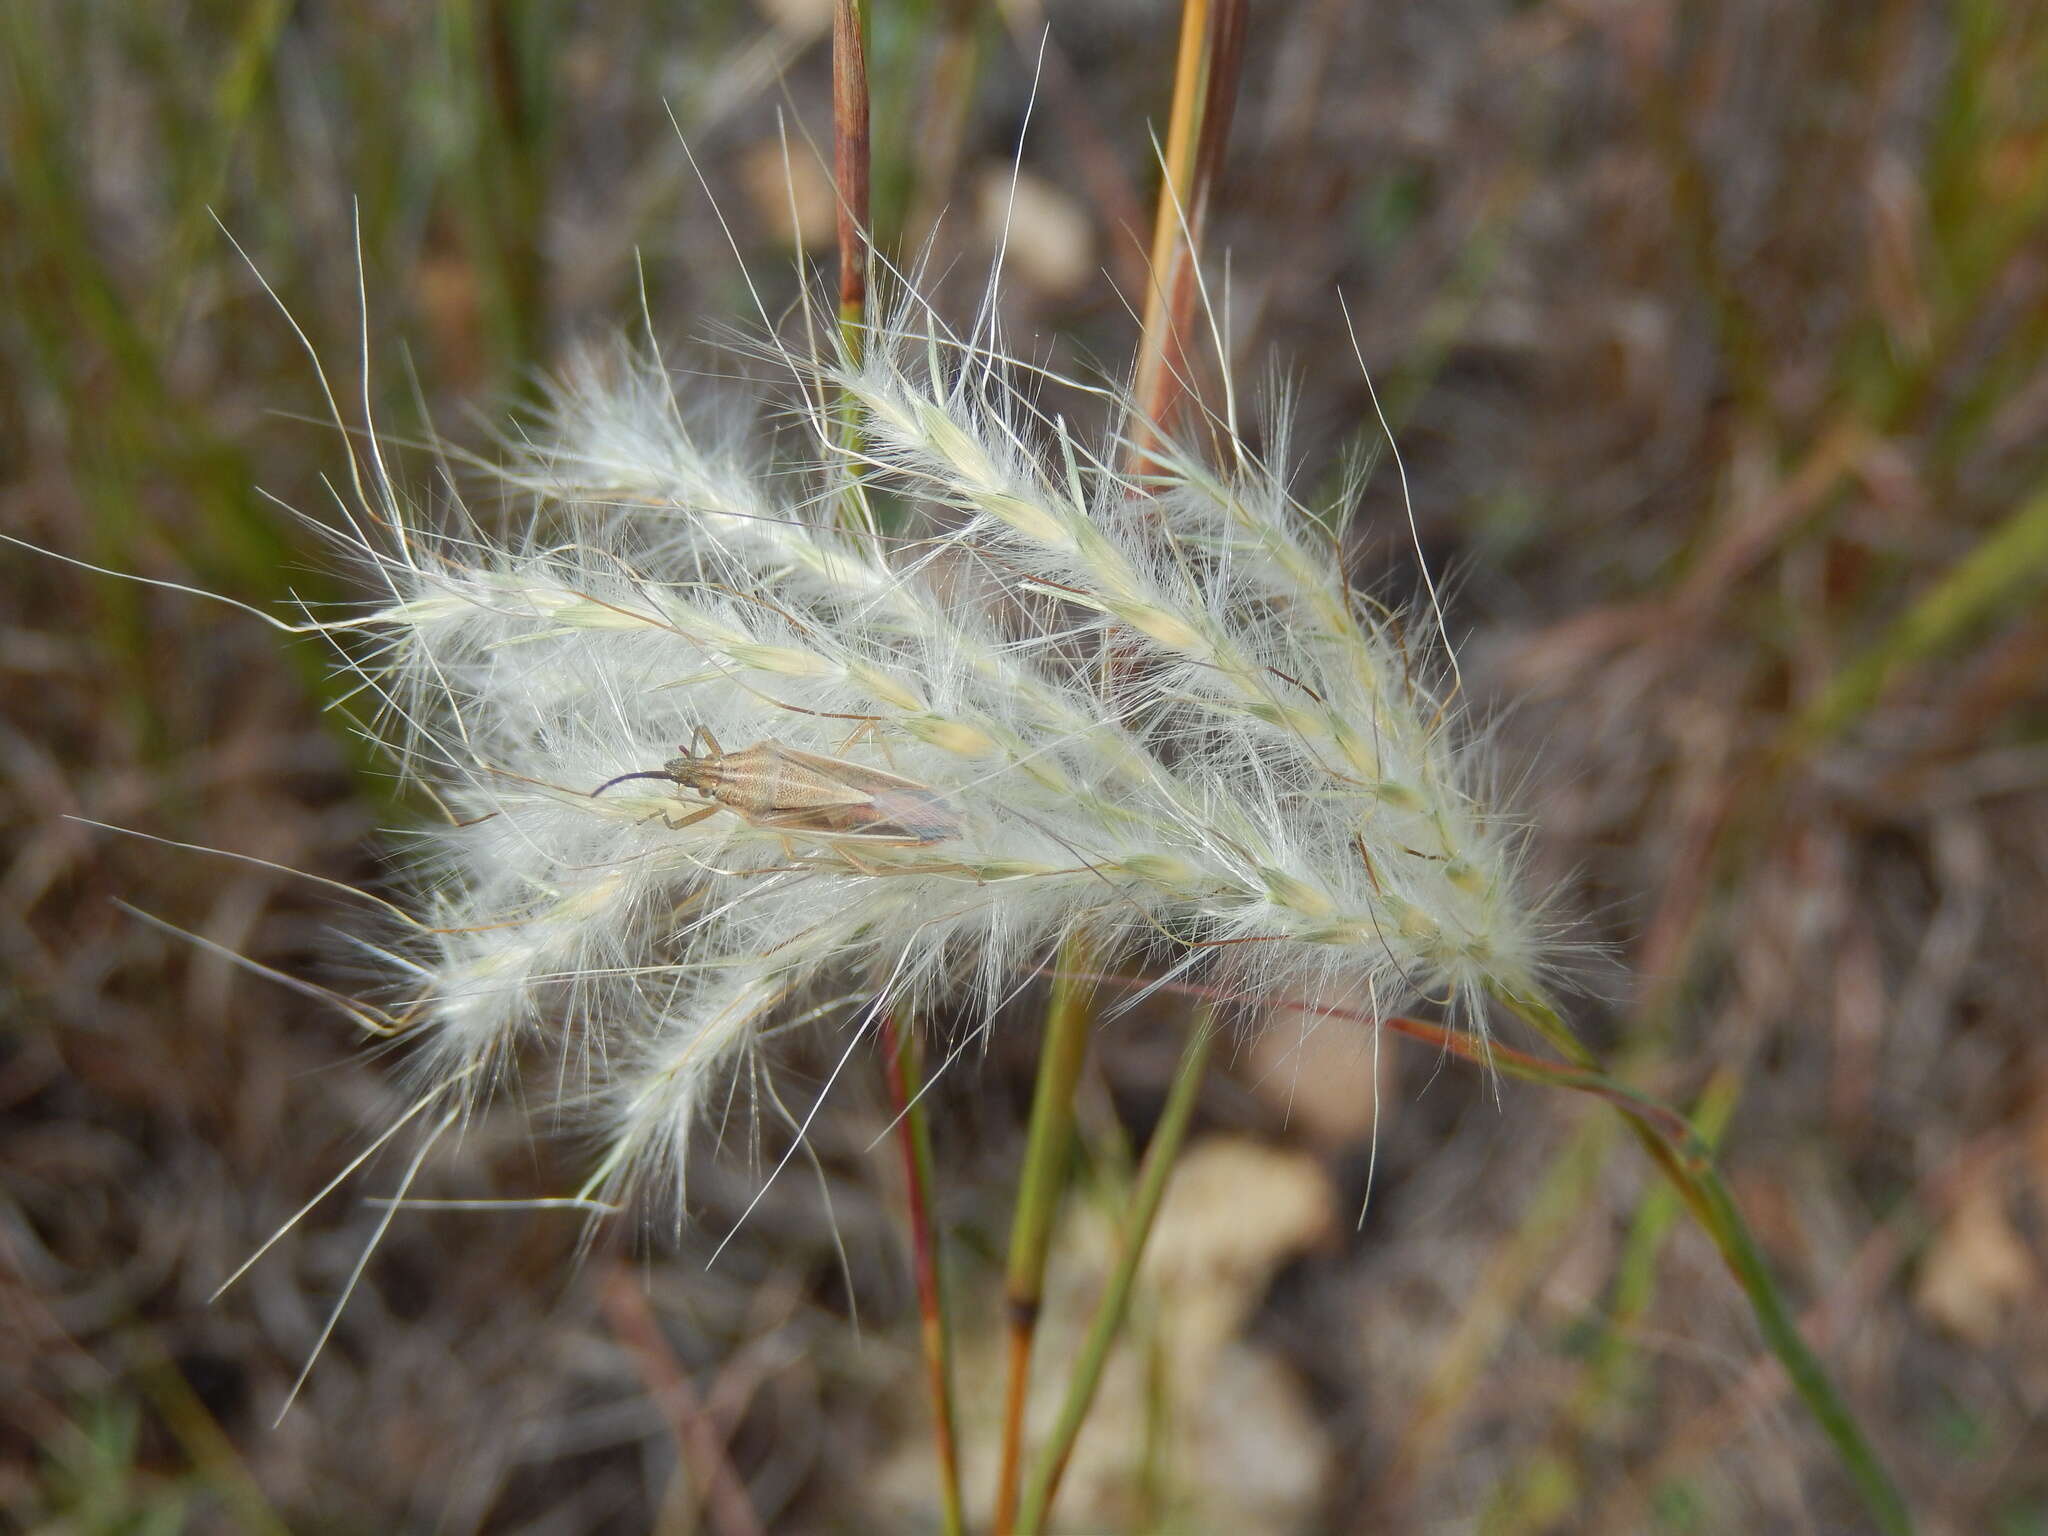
xmin=995 ymin=20 xmax=1247 ymax=1514
xmin=830 ymin=0 xmax=876 ymax=535
xmin=881 ymin=1011 xmax=965 ymax=1536
xmin=600 ymin=1265 xmax=764 ymax=1536
xmin=1127 ymin=0 xmax=1247 ymax=480
xmin=1059 ymin=969 xmax=1700 ymax=1149
xmin=832 ymin=0 xmax=871 ymax=361
xmin=1065 ymin=971 xmax=1908 ymax=1533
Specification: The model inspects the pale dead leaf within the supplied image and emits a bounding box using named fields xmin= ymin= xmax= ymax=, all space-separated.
xmin=1246 ymin=1005 xmax=1389 ymax=1145
xmin=1139 ymin=1137 xmax=1337 ymax=1379
xmin=750 ymin=0 xmax=829 ymax=39
xmin=870 ymin=1137 xmax=1336 ymax=1533
xmin=1914 ymin=1180 xmax=2038 ymax=1345
xmin=976 ymin=168 xmax=1095 ymax=298
xmin=738 ymin=140 xmax=836 ymax=254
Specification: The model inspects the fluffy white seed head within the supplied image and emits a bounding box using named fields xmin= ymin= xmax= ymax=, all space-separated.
xmin=313 ymin=287 xmax=1551 ymax=1222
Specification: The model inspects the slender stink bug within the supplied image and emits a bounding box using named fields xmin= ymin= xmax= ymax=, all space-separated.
xmin=592 ymin=727 xmax=962 ymax=846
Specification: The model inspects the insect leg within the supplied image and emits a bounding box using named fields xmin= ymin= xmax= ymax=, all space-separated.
xmin=838 ymin=843 xmax=911 ymax=876
xmin=831 ymin=718 xmax=887 ymax=758
xmin=659 ymin=803 xmax=721 ymax=831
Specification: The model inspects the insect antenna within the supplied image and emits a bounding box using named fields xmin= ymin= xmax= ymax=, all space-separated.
xmin=591 ymin=768 xmax=682 ymax=797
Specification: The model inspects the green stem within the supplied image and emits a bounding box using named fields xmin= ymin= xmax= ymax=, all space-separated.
xmin=830 ymin=0 xmax=879 ymax=535
xmin=1582 ymin=1069 xmax=1740 ymax=1408
xmin=1015 ymin=1008 xmax=1216 ymax=1533
xmin=993 ymin=932 xmax=1099 ymax=1536
xmin=1790 ymin=480 xmax=2048 ymax=753
xmin=1490 ymin=987 xmax=1912 ymax=1536
xmin=1073 ymin=972 xmax=1909 ymax=1531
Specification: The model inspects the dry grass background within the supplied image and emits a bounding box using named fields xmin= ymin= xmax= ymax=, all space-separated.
xmin=5 ymin=1 xmax=2048 ymax=1531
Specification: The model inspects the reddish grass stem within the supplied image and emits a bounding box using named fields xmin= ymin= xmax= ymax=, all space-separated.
xmin=832 ymin=0 xmax=871 ymax=356
xmin=1060 ymin=970 xmax=1910 ymax=1535
xmin=881 ymin=1011 xmax=965 ymax=1536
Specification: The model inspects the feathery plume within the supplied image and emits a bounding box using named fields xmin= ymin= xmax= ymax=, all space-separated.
xmin=303 ymin=284 xmax=1548 ymax=1223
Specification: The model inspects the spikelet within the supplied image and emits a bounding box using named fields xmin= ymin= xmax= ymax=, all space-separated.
xmin=312 ymin=284 xmax=1550 ymax=1222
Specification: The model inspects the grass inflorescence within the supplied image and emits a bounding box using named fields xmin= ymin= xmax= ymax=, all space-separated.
xmin=309 ymin=278 xmax=1551 ymax=1227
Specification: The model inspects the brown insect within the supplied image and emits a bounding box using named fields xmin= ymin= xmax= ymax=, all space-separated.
xmin=592 ymin=727 xmax=962 ymax=846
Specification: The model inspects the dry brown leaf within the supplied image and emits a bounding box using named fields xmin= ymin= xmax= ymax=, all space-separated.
xmin=1914 ymin=1180 xmax=2039 ymax=1346
xmin=1246 ymin=1006 xmax=1389 ymax=1145
xmin=737 ymin=140 xmax=837 ymax=253
xmin=1141 ymin=1138 xmax=1337 ymax=1361
xmin=750 ymin=0 xmax=829 ymax=39
xmin=870 ymin=1137 xmax=1336 ymax=1532
xmin=976 ymin=168 xmax=1095 ymax=298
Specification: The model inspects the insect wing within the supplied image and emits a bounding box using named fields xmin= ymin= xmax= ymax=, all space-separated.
xmin=712 ymin=743 xmax=876 ymax=813
xmin=858 ymin=787 xmax=962 ymax=844
xmin=752 ymin=745 xmax=962 ymax=844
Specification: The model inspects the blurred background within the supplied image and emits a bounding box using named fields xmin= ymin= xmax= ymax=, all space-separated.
xmin=5 ymin=1 xmax=2048 ymax=1530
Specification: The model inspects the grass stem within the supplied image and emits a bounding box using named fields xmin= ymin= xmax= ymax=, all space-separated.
xmin=1052 ymin=969 xmax=1910 ymax=1533
xmin=993 ymin=932 xmax=1099 ymax=1536
xmin=1790 ymin=479 xmax=2048 ymax=752
xmin=1014 ymin=1008 xmax=1215 ymax=1534
xmin=599 ymin=1266 xmax=764 ymax=1536
xmin=881 ymin=1012 xmax=965 ymax=1536
xmin=830 ymin=0 xmax=877 ymax=535
xmin=832 ymin=0 xmax=871 ymax=367
xmin=1489 ymin=986 xmax=1913 ymax=1536
xmin=1127 ymin=0 xmax=1245 ymax=480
